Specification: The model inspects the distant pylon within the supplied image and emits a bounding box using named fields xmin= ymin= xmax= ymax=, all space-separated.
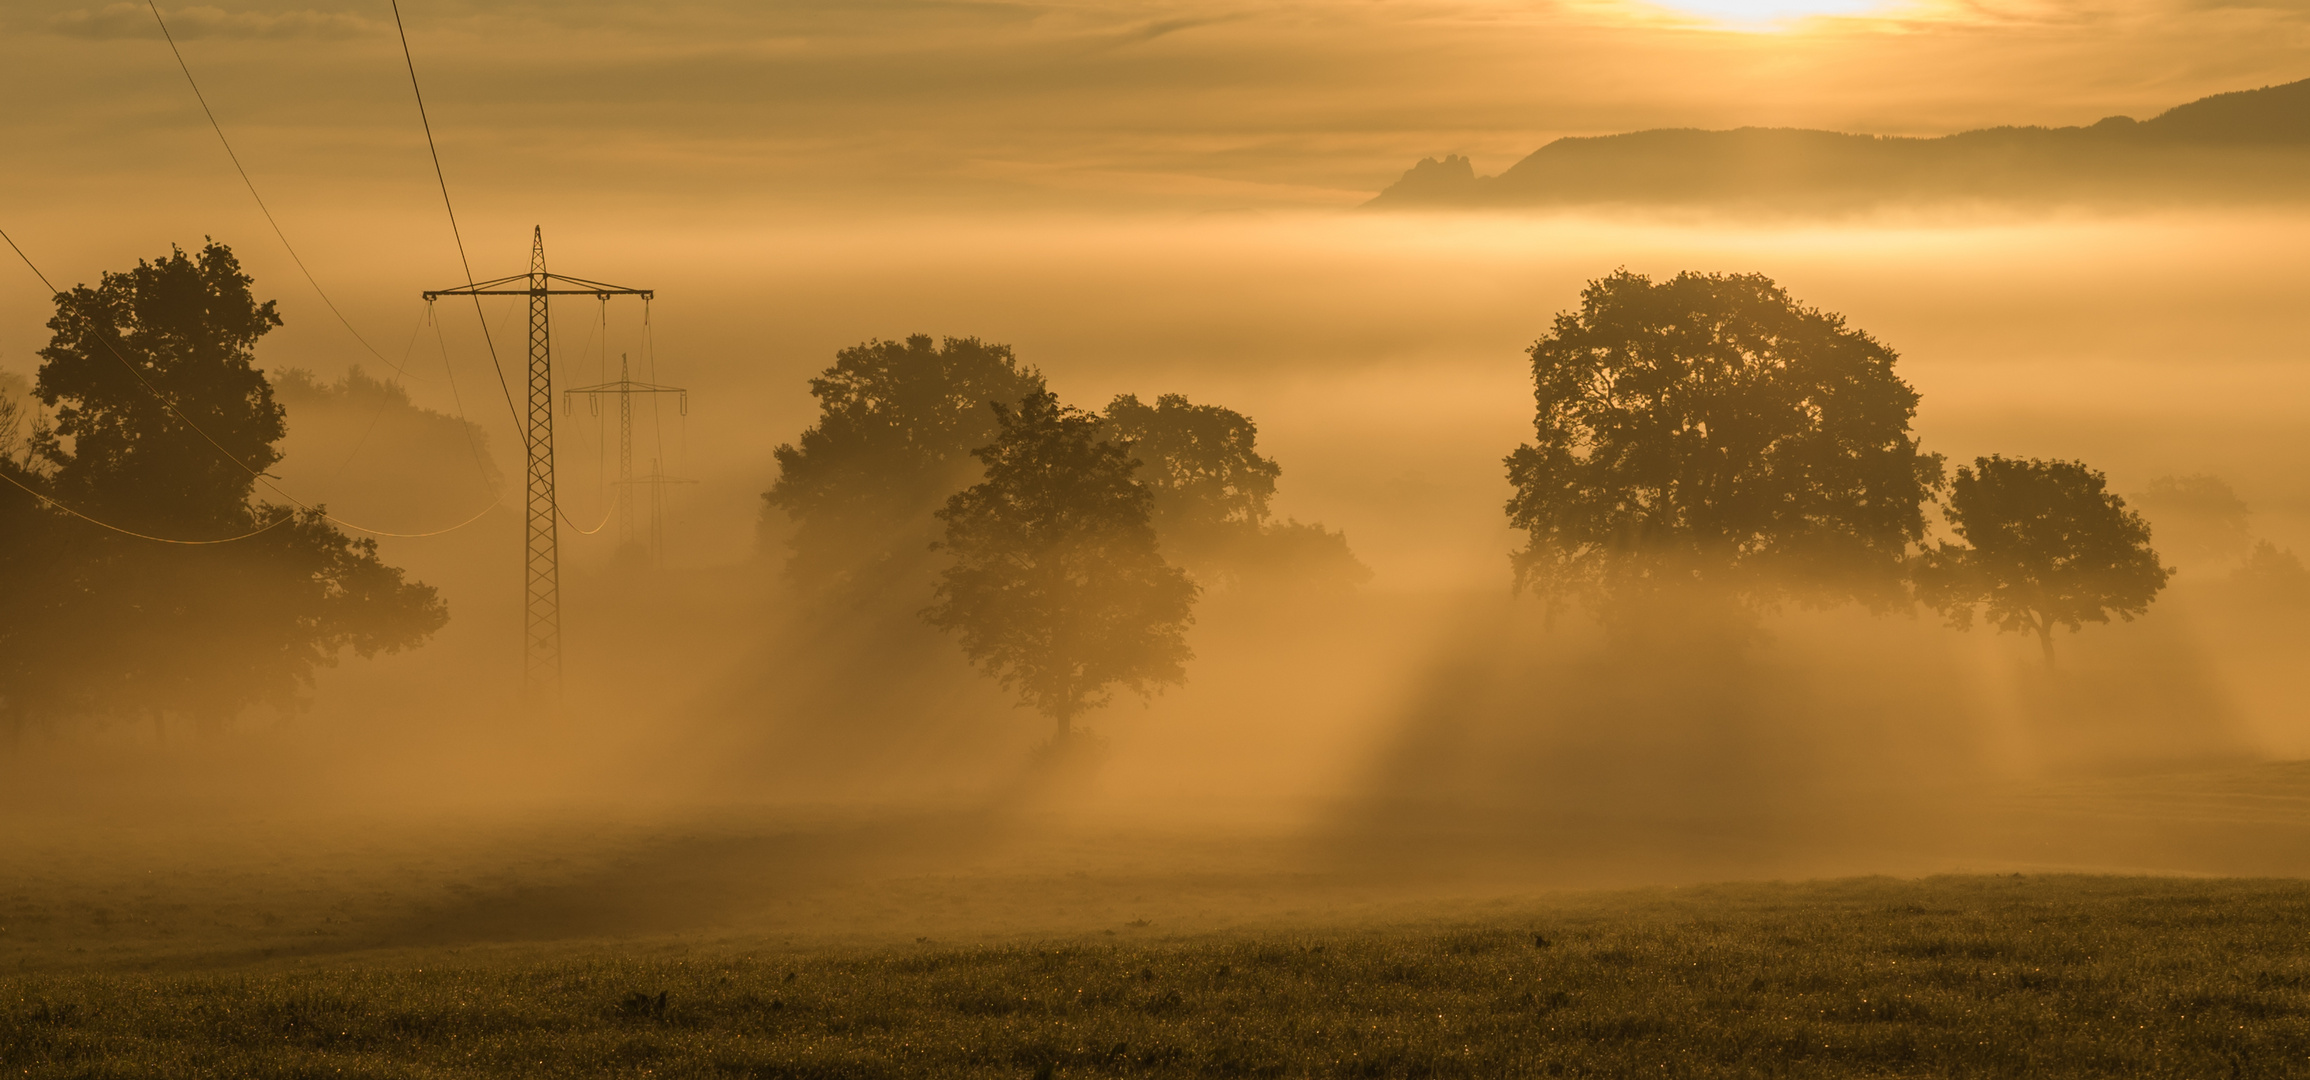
xmin=617 ymin=460 xmax=699 ymax=568
xmin=424 ymin=228 xmax=654 ymax=712
xmin=564 ymin=353 xmax=686 ymax=554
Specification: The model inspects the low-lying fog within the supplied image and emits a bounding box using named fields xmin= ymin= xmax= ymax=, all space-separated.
xmin=4 ymin=207 xmax=2307 ymax=957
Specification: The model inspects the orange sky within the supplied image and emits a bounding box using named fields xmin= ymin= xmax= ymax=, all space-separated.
xmin=4 ymin=0 xmax=2308 ymax=222
xmin=5 ymin=1 xmax=2309 ymax=576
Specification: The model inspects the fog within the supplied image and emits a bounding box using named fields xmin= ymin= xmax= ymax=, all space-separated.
xmin=4 ymin=205 xmax=2309 ymax=963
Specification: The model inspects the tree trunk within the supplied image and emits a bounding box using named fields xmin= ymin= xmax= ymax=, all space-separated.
xmin=2036 ymin=616 xmax=2056 ymax=668
xmin=1053 ymin=710 xmax=1073 ymax=746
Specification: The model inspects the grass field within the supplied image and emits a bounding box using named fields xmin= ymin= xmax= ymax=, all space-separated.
xmin=6 ymin=874 xmax=2310 ymax=1077
xmin=8 ymin=757 xmax=2310 ymax=1078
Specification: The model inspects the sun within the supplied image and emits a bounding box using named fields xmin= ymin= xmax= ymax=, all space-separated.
xmin=1641 ymin=0 xmax=1888 ymax=27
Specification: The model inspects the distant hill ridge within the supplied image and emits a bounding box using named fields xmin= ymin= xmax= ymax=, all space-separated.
xmin=1370 ymin=78 xmax=2310 ymax=211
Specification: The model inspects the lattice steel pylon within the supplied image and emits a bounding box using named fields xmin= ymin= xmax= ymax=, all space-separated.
xmin=618 ymin=461 xmax=699 ymax=568
xmin=424 ymin=227 xmax=654 ymax=711
xmin=563 ymin=353 xmax=686 ymax=553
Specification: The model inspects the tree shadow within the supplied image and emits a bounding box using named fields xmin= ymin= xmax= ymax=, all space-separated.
xmin=305 ymin=807 xmax=1012 ymax=956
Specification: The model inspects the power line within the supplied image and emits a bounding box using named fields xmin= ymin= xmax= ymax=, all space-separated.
xmin=1 ymin=223 xmax=495 ymax=540
xmin=432 ymin=296 xmax=506 ymax=486
xmin=3 ymin=464 xmax=494 ymax=543
xmin=560 ymin=502 xmax=614 ymax=535
xmin=142 ymin=0 xmax=408 ymax=380
xmin=319 ymin=304 xmax=432 ymax=483
xmin=0 ymin=469 xmax=290 ymax=545
xmin=144 ymin=0 xmax=519 ymax=517
xmin=388 ymin=0 xmax=525 ymax=445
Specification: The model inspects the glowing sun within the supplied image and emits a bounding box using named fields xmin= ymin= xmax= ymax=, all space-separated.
xmin=1643 ymin=0 xmax=1887 ymax=26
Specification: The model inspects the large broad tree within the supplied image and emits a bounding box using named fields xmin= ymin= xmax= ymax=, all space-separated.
xmin=0 ymin=241 xmax=445 ymax=738
xmin=764 ymin=335 xmax=1044 ymax=598
xmin=1916 ymin=455 xmax=2171 ymax=665
xmin=1101 ymin=392 xmax=1368 ymax=590
xmin=925 ymin=391 xmax=1198 ymax=745
xmin=1505 ymin=270 xmax=1942 ymax=623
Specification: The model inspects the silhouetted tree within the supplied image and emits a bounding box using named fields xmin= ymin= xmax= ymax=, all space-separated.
xmin=1916 ymin=455 xmax=2171 ymax=666
xmin=2233 ymin=541 xmax=2310 ymax=606
xmin=1103 ymin=393 xmax=1277 ymax=561
xmin=1102 ymin=392 xmax=1368 ymax=590
xmin=2131 ymin=474 xmax=2251 ymax=571
xmin=0 ymin=412 xmax=20 ymax=476
xmin=270 ymin=365 xmax=504 ymax=530
xmin=764 ymin=335 xmax=1044 ymax=599
xmin=32 ymin=242 xmax=285 ymax=534
xmin=1505 ymin=270 xmax=1942 ymax=624
xmin=0 ymin=241 xmax=445 ymax=738
xmin=925 ymin=391 xmax=1198 ymax=745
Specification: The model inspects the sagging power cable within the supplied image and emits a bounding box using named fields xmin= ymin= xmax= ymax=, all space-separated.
xmin=0 ymin=469 xmax=290 ymax=545
xmin=2 ymin=223 xmax=499 ymax=541
xmin=144 ymin=0 xmax=527 ymax=517
xmin=143 ymin=0 xmax=412 ymax=382
xmin=388 ymin=0 xmax=525 ymax=446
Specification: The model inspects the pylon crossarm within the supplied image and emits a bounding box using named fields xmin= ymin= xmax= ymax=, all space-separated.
xmin=419 ymin=227 xmax=660 ymax=713
xmin=418 ymin=272 xmax=528 ymax=296
xmin=564 ymin=380 xmax=686 ymax=395
xmin=541 ymin=272 xmax=651 ymax=294
xmin=424 ymin=287 xmax=653 ymax=298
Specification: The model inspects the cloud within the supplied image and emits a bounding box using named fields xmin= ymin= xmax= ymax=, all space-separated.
xmin=1108 ymin=15 xmax=1235 ymax=46
xmin=46 ymin=4 xmax=376 ymax=41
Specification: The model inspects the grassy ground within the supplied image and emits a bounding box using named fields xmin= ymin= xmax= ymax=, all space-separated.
xmin=6 ymin=873 xmax=2309 ymax=1078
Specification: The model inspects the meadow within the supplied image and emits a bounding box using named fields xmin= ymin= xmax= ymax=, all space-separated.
xmin=6 ymin=873 xmax=2308 ymax=1078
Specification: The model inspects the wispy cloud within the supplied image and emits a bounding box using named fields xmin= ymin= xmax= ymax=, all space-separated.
xmin=1108 ymin=15 xmax=1234 ymax=46
xmin=46 ymin=4 xmax=377 ymax=41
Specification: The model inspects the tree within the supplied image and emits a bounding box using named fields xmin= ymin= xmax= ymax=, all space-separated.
xmin=2232 ymin=541 xmax=2310 ymax=606
xmin=764 ymin=335 xmax=1044 ymax=598
xmin=1504 ymin=270 xmax=1942 ymax=622
xmin=1102 ymin=393 xmax=1278 ymax=565
xmin=32 ymin=241 xmax=285 ymax=535
xmin=0 ymin=369 xmax=30 ymax=463
xmin=269 ymin=365 xmax=503 ymax=533
xmin=1102 ymin=392 xmax=1368 ymax=590
xmin=924 ymin=390 xmax=1198 ymax=744
xmin=2130 ymin=474 xmax=2251 ymax=571
xmin=0 ymin=241 xmax=445 ymax=738
xmin=1916 ymin=455 xmax=2172 ymax=666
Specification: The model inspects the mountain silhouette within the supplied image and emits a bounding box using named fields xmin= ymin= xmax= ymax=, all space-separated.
xmin=1369 ymin=78 xmax=2310 ymax=211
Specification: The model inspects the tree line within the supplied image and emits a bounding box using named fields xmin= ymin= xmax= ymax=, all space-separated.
xmin=0 ymin=243 xmax=2266 ymax=746
xmin=0 ymin=243 xmax=443 ymax=742
xmin=1504 ymin=269 xmax=2172 ymax=664
xmin=758 ymin=334 xmax=1365 ymax=746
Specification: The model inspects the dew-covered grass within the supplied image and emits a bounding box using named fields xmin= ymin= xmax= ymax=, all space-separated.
xmin=6 ymin=873 xmax=2308 ymax=1078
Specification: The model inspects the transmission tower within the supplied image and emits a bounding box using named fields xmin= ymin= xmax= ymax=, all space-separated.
xmin=564 ymin=353 xmax=686 ymax=554
xmin=617 ymin=462 xmax=699 ymax=568
xmin=423 ymin=227 xmax=653 ymax=710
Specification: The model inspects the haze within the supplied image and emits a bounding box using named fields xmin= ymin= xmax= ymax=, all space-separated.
xmin=3 ymin=0 xmax=2309 ymax=981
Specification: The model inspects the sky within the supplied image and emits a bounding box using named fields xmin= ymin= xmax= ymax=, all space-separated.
xmin=5 ymin=0 xmax=2310 ymax=838
xmin=4 ymin=0 xmax=2308 ymax=578
xmin=5 ymin=0 xmax=2310 ymax=221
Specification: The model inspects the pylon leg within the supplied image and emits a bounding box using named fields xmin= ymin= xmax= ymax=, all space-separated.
xmin=524 ymin=226 xmax=561 ymax=712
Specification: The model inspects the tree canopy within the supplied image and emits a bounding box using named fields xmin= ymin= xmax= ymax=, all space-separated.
xmin=764 ymin=334 xmax=1044 ymax=597
xmin=2234 ymin=541 xmax=2310 ymax=606
xmin=1505 ymin=270 xmax=1942 ymax=620
xmin=924 ymin=390 xmax=1197 ymax=742
xmin=0 ymin=241 xmax=445 ymax=739
xmin=32 ymin=240 xmax=285 ymax=536
xmin=1102 ymin=392 xmax=1368 ymax=591
xmin=2130 ymin=474 xmax=2250 ymax=571
xmin=1916 ymin=455 xmax=2171 ymax=665
xmin=1102 ymin=393 xmax=1279 ymax=563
